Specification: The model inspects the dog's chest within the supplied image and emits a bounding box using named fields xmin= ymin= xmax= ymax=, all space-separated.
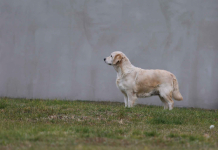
xmin=116 ymin=78 xmax=126 ymax=92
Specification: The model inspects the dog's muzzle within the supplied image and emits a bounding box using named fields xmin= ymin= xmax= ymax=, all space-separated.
xmin=104 ymin=58 xmax=111 ymax=65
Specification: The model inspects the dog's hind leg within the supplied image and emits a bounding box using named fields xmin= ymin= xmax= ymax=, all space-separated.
xmin=159 ymin=87 xmax=174 ymax=110
xmin=163 ymin=92 xmax=174 ymax=110
xmin=159 ymin=96 xmax=169 ymax=110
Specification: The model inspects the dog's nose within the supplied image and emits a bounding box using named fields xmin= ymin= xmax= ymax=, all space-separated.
xmin=104 ymin=58 xmax=106 ymax=61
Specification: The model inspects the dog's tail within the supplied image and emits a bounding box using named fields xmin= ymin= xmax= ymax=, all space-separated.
xmin=171 ymin=74 xmax=183 ymax=101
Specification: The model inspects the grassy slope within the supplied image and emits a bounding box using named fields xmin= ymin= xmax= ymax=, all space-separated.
xmin=0 ymin=98 xmax=217 ymax=150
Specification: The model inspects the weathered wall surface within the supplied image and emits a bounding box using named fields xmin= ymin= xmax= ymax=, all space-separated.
xmin=0 ymin=0 xmax=218 ymax=109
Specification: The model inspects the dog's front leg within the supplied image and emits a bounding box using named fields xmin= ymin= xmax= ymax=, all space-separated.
xmin=121 ymin=92 xmax=128 ymax=107
xmin=124 ymin=95 xmax=128 ymax=107
xmin=127 ymin=91 xmax=137 ymax=107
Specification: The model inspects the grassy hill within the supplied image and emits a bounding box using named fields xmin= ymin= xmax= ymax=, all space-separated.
xmin=0 ymin=98 xmax=217 ymax=150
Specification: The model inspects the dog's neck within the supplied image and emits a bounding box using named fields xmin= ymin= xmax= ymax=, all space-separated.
xmin=113 ymin=57 xmax=134 ymax=79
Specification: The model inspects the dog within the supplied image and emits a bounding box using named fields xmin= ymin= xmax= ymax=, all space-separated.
xmin=104 ymin=51 xmax=183 ymax=110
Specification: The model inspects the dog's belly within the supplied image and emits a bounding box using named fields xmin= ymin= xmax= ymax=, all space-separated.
xmin=136 ymin=90 xmax=159 ymax=98
xmin=136 ymin=92 xmax=152 ymax=98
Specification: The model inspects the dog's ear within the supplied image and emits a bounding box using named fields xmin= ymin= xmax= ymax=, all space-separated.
xmin=113 ymin=54 xmax=122 ymax=65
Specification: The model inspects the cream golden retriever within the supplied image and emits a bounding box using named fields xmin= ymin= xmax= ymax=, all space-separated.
xmin=104 ymin=51 xmax=183 ymax=110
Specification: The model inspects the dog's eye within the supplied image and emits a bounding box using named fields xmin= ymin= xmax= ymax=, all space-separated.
xmin=111 ymin=55 xmax=112 ymax=57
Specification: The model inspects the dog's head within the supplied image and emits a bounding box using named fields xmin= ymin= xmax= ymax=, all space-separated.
xmin=104 ymin=51 xmax=124 ymax=66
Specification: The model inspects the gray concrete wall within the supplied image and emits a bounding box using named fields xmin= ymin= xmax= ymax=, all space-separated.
xmin=0 ymin=0 xmax=218 ymax=109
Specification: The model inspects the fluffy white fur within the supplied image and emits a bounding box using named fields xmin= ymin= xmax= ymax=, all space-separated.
xmin=104 ymin=51 xmax=183 ymax=110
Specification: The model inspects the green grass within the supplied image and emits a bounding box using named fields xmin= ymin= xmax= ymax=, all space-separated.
xmin=0 ymin=98 xmax=217 ymax=150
